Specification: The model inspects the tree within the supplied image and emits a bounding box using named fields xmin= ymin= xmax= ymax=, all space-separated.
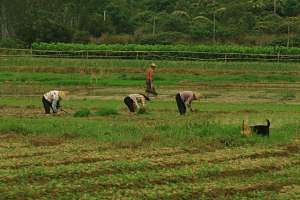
xmin=281 ymin=0 xmax=300 ymax=16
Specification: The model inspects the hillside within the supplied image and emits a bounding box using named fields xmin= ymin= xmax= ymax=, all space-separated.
xmin=0 ymin=0 xmax=300 ymax=47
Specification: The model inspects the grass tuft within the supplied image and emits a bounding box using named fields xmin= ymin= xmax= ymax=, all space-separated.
xmin=94 ymin=107 xmax=119 ymax=116
xmin=137 ymin=108 xmax=148 ymax=115
xmin=73 ymin=108 xmax=91 ymax=117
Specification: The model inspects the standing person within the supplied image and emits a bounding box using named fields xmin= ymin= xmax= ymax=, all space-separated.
xmin=175 ymin=91 xmax=200 ymax=115
xmin=42 ymin=90 xmax=67 ymax=114
xmin=124 ymin=94 xmax=150 ymax=113
xmin=145 ymin=63 xmax=158 ymax=96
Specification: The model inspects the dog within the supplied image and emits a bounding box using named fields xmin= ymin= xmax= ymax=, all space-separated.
xmin=241 ymin=119 xmax=270 ymax=137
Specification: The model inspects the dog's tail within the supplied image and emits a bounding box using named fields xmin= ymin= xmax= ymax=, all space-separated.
xmin=266 ymin=119 xmax=270 ymax=127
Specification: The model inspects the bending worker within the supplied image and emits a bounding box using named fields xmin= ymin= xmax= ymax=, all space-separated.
xmin=145 ymin=63 xmax=158 ymax=96
xmin=42 ymin=90 xmax=67 ymax=114
xmin=175 ymin=91 xmax=200 ymax=115
xmin=124 ymin=94 xmax=150 ymax=113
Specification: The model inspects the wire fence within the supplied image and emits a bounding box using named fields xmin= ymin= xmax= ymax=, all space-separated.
xmin=1 ymin=47 xmax=300 ymax=62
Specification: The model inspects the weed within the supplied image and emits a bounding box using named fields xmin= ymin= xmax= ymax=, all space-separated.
xmin=28 ymin=136 xmax=63 ymax=146
xmin=94 ymin=108 xmax=119 ymax=116
xmin=141 ymin=133 xmax=160 ymax=144
xmin=280 ymin=91 xmax=296 ymax=101
xmin=73 ymin=108 xmax=91 ymax=117
xmin=137 ymin=108 xmax=148 ymax=115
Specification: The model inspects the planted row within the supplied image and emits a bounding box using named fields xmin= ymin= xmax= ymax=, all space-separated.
xmin=32 ymin=42 xmax=300 ymax=55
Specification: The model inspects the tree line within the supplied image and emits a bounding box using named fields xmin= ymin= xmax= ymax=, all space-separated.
xmin=1 ymin=0 xmax=300 ymax=48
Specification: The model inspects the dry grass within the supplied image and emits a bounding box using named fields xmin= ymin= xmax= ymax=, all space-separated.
xmin=28 ymin=136 xmax=65 ymax=146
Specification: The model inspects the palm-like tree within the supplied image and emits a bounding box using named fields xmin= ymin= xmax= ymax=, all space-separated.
xmin=273 ymin=0 xmax=285 ymax=15
xmin=283 ymin=16 xmax=300 ymax=47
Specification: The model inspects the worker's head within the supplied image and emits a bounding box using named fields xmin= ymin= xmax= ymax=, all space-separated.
xmin=150 ymin=63 xmax=157 ymax=69
xmin=58 ymin=91 xmax=68 ymax=100
xmin=193 ymin=92 xmax=203 ymax=100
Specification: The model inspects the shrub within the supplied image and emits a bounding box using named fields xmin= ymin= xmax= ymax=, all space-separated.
xmin=73 ymin=30 xmax=90 ymax=44
xmin=98 ymin=34 xmax=135 ymax=44
xmin=137 ymin=32 xmax=187 ymax=45
xmin=73 ymin=108 xmax=91 ymax=117
xmin=0 ymin=38 xmax=26 ymax=48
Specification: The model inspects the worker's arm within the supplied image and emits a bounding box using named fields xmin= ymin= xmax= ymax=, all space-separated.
xmin=52 ymin=100 xmax=59 ymax=113
xmin=56 ymin=100 xmax=61 ymax=109
xmin=187 ymin=103 xmax=194 ymax=112
xmin=132 ymin=98 xmax=140 ymax=110
xmin=186 ymin=96 xmax=194 ymax=112
xmin=140 ymin=97 xmax=145 ymax=109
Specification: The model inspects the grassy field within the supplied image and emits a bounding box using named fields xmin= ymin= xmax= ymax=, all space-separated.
xmin=0 ymin=57 xmax=300 ymax=199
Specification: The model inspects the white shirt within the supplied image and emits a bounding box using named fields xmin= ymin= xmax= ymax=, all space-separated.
xmin=129 ymin=94 xmax=146 ymax=109
xmin=44 ymin=90 xmax=60 ymax=102
xmin=43 ymin=90 xmax=60 ymax=112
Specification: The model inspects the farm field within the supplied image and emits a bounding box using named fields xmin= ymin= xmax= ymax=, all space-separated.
xmin=0 ymin=57 xmax=300 ymax=199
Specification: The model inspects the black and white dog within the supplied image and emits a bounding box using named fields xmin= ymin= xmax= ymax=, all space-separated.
xmin=250 ymin=119 xmax=270 ymax=136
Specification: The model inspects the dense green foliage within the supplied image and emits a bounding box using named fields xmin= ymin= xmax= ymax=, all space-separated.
xmin=73 ymin=108 xmax=91 ymax=117
xmin=32 ymin=42 xmax=300 ymax=55
xmin=1 ymin=0 xmax=300 ymax=47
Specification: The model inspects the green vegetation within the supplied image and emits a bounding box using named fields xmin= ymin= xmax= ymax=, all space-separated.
xmin=1 ymin=58 xmax=300 ymax=89
xmin=32 ymin=42 xmax=300 ymax=55
xmin=1 ymin=0 xmax=300 ymax=47
xmin=73 ymin=108 xmax=91 ymax=118
xmin=94 ymin=107 xmax=119 ymax=116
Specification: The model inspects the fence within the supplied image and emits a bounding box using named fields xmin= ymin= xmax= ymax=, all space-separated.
xmin=1 ymin=47 xmax=300 ymax=62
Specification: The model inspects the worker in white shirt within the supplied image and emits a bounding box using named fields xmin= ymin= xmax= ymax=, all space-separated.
xmin=42 ymin=90 xmax=67 ymax=114
xmin=124 ymin=94 xmax=150 ymax=113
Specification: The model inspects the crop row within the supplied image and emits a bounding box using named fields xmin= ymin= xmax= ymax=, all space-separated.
xmin=26 ymin=42 xmax=300 ymax=61
xmin=0 ymin=143 xmax=290 ymax=171
xmin=31 ymin=43 xmax=300 ymax=55
xmin=1 ymin=137 xmax=299 ymax=199
xmin=1 ymin=156 xmax=299 ymax=199
xmin=0 ymin=144 xmax=298 ymax=184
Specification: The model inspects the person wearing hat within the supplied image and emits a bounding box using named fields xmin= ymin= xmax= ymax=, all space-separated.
xmin=42 ymin=90 xmax=67 ymax=114
xmin=145 ymin=63 xmax=158 ymax=96
xmin=175 ymin=91 xmax=201 ymax=115
xmin=124 ymin=93 xmax=150 ymax=113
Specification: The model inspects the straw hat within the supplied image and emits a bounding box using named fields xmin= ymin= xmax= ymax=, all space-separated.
xmin=58 ymin=91 xmax=68 ymax=99
xmin=150 ymin=63 xmax=157 ymax=68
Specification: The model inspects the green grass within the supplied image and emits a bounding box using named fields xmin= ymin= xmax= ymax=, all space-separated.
xmin=1 ymin=57 xmax=300 ymax=89
xmin=1 ymin=57 xmax=300 ymax=71
xmin=1 ymin=56 xmax=300 ymax=199
xmin=0 ymin=100 xmax=298 ymax=147
xmin=1 ymin=71 xmax=300 ymax=87
xmin=94 ymin=107 xmax=119 ymax=116
xmin=73 ymin=108 xmax=91 ymax=117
